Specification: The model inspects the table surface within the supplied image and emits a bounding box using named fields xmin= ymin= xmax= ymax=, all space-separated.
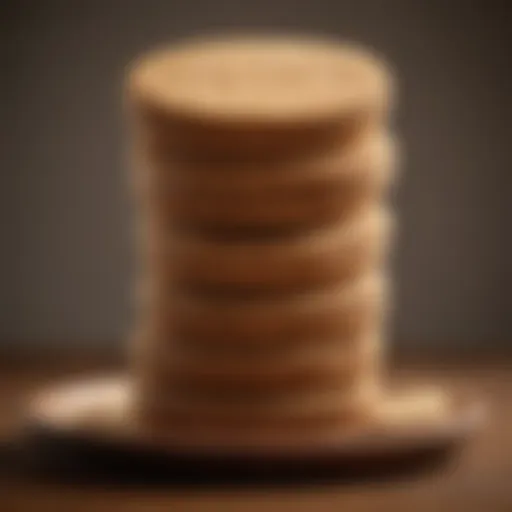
xmin=0 ymin=356 xmax=511 ymax=512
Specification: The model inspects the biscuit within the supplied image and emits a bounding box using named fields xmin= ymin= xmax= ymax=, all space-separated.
xmin=136 ymin=374 xmax=377 ymax=429
xmin=127 ymin=36 xmax=392 ymax=162
xmin=139 ymin=273 xmax=389 ymax=346
xmin=145 ymin=207 xmax=393 ymax=292
xmin=133 ymin=132 xmax=397 ymax=229
xmin=128 ymin=35 xmax=393 ymax=125
xmin=136 ymin=332 xmax=379 ymax=391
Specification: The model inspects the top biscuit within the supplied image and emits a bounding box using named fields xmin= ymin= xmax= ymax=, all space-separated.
xmin=128 ymin=35 xmax=393 ymax=125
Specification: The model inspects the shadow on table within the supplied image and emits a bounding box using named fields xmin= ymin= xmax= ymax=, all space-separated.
xmin=0 ymin=427 xmax=460 ymax=491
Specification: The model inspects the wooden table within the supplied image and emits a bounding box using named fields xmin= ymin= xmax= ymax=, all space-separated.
xmin=1 ymin=355 xmax=511 ymax=511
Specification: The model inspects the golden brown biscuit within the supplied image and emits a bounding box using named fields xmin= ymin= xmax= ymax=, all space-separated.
xmin=133 ymin=132 xmax=397 ymax=229
xmin=136 ymin=374 xmax=377 ymax=429
xmin=128 ymin=36 xmax=392 ymax=124
xmin=138 ymin=273 xmax=389 ymax=346
xmin=126 ymin=36 xmax=393 ymax=161
xmin=146 ymin=207 xmax=392 ymax=292
xmin=136 ymin=332 xmax=379 ymax=391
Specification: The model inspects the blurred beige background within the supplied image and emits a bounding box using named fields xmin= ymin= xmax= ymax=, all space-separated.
xmin=1 ymin=0 xmax=510 ymax=352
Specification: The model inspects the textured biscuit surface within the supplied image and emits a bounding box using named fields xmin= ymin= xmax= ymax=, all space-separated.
xmin=129 ymin=36 xmax=392 ymax=125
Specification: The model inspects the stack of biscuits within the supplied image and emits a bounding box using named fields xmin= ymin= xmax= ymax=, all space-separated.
xmin=126 ymin=36 xmax=397 ymax=448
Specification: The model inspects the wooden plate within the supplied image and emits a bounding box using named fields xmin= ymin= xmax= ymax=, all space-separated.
xmin=24 ymin=375 xmax=484 ymax=485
